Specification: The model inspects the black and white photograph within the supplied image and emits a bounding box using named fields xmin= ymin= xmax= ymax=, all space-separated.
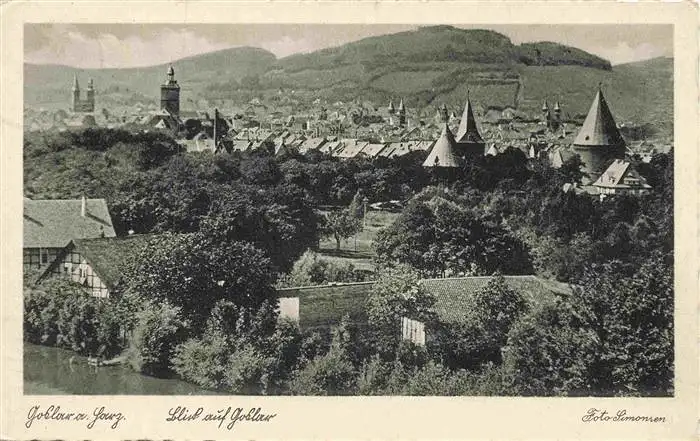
xmin=3 ymin=1 xmax=700 ymax=439
xmin=19 ymin=21 xmax=677 ymax=399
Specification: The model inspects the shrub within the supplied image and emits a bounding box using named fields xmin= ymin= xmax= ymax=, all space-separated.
xmin=172 ymin=332 xmax=231 ymax=390
xmin=126 ymin=301 xmax=190 ymax=377
xmin=224 ymin=346 xmax=275 ymax=395
xmin=299 ymin=329 xmax=331 ymax=365
xmin=24 ymin=278 xmax=127 ymax=358
xmin=276 ymin=250 xmax=366 ymax=288
xmin=24 ymin=285 xmax=61 ymax=345
xmin=356 ymin=355 xmax=391 ymax=395
xmin=264 ymin=319 xmax=304 ymax=391
xmin=56 ymin=293 xmax=101 ymax=355
xmin=366 ymin=264 xmax=436 ymax=359
xmin=288 ymin=348 xmax=357 ymax=396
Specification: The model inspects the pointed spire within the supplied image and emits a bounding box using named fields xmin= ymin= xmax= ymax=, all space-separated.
xmin=423 ymin=122 xmax=461 ymax=168
xmin=72 ymin=74 xmax=80 ymax=91
xmin=541 ymin=99 xmax=549 ymax=112
xmin=553 ymin=100 xmax=561 ymax=113
xmin=573 ymin=86 xmax=625 ymax=147
xmin=398 ymin=98 xmax=405 ymax=112
xmin=388 ymin=100 xmax=395 ymax=113
xmin=441 ymin=104 xmax=449 ymax=123
xmin=455 ymin=94 xmax=484 ymax=144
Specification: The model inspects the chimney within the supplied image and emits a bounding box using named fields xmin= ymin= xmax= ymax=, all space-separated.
xmin=81 ymin=196 xmax=86 ymax=217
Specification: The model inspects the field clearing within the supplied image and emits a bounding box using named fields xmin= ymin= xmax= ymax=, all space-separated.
xmin=318 ymin=209 xmax=399 ymax=272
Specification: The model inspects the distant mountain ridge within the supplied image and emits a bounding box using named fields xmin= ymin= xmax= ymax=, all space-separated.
xmin=275 ymin=26 xmax=612 ymax=72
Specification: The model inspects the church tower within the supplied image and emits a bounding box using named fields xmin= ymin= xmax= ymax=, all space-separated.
xmin=398 ymin=98 xmax=407 ymax=128
xmin=72 ymin=75 xmax=81 ymax=112
xmin=160 ymin=64 xmax=180 ymax=117
xmin=454 ymin=91 xmax=485 ymax=157
xmin=86 ymin=78 xmax=95 ymax=112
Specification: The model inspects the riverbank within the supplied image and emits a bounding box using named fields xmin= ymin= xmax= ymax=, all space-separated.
xmin=24 ymin=343 xmax=221 ymax=395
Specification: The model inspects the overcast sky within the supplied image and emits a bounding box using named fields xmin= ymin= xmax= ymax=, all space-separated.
xmin=25 ymin=24 xmax=673 ymax=69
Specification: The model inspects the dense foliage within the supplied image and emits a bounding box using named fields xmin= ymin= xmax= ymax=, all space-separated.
xmin=375 ymin=194 xmax=533 ymax=277
xmin=24 ymin=277 xmax=132 ymax=359
xmin=276 ymin=250 xmax=367 ymax=288
xmin=23 ymin=125 xmax=673 ymax=396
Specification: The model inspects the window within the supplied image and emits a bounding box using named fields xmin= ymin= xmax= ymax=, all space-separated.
xmin=40 ymin=249 xmax=49 ymax=265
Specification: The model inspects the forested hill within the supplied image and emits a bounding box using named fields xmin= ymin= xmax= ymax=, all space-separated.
xmin=276 ymin=26 xmax=611 ymax=72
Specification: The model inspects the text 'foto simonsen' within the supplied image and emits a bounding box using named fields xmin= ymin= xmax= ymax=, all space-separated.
xmin=166 ymin=406 xmax=277 ymax=430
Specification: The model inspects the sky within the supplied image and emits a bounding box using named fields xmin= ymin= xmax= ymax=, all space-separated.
xmin=24 ymin=24 xmax=673 ymax=69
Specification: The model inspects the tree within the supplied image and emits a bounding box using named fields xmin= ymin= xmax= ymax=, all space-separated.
xmin=288 ymin=323 xmax=359 ymax=396
xmin=502 ymin=299 xmax=595 ymax=396
xmin=366 ymin=264 xmax=436 ymax=359
xmin=504 ymin=254 xmax=673 ymax=397
xmin=322 ymin=208 xmax=362 ymax=251
xmin=124 ymin=233 xmax=278 ymax=331
xmin=375 ymin=196 xmax=533 ymax=277
xmin=126 ymin=301 xmax=190 ymax=376
xmin=199 ymin=182 xmax=320 ymax=272
xmin=432 ymin=274 xmax=528 ymax=370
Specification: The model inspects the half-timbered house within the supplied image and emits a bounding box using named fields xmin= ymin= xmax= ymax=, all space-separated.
xmin=23 ymin=197 xmax=116 ymax=271
xmin=37 ymin=235 xmax=155 ymax=298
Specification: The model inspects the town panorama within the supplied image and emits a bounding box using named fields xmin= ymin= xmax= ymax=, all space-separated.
xmin=23 ymin=25 xmax=673 ymax=397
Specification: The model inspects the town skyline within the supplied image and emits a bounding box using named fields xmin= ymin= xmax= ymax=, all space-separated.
xmin=25 ymin=23 xmax=673 ymax=69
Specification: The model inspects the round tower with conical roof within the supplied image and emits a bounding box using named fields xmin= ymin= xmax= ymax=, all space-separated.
xmin=572 ymin=85 xmax=626 ymax=181
xmin=160 ymin=64 xmax=181 ymax=117
xmin=424 ymin=121 xmax=461 ymax=185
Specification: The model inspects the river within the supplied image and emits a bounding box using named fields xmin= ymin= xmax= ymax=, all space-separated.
xmin=24 ymin=343 xmax=220 ymax=395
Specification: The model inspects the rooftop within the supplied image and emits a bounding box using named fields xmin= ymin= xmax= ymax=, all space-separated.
xmin=24 ymin=198 xmax=116 ymax=249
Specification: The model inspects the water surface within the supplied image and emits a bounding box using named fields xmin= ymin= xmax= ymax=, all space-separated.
xmin=24 ymin=343 xmax=220 ymax=395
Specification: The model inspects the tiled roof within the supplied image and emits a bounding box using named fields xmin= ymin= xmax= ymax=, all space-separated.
xmin=420 ymin=275 xmax=572 ymax=324
xmin=276 ymin=282 xmax=374 ymax=328
xmin=361 ymin=143 xmax=387 ymax=158
xmin=231 ymin=140 xmax=253 ymax=152
xmin=387 ymin=141 xmax=416 ymax=158
xmin=68 ymin=235 xmax=158 ymax=288
xmin=423 ymin=123 xmax=461 ymax=168
xmin=24 ymin=198 xmax=116 ymax=249
xmin=593 ymin=159 xmax=652 ymax=190
xmin=274 ymin=276 xmax=571 ymax=328
xmin=335 ymin=140 xmax=369 ymax=158
xmin=298 ymin=137 xmax=326 ymax=154
xmin=573 ymin=88 xmax=626 ymax=147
